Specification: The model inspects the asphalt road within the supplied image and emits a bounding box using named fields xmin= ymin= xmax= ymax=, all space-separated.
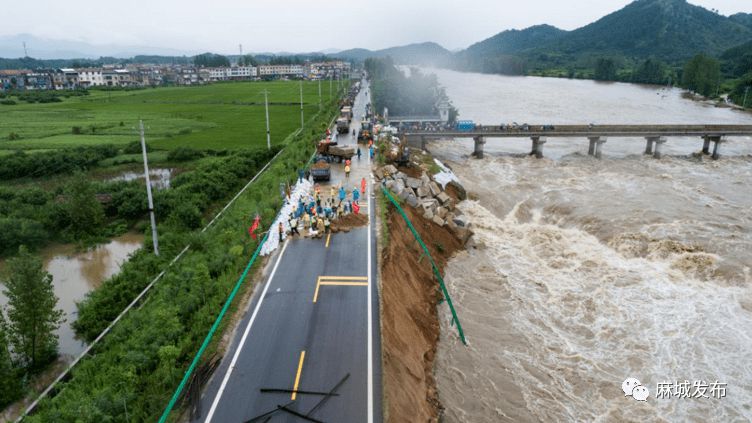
xmin=196 ymin=80 xmax=381 ymax=423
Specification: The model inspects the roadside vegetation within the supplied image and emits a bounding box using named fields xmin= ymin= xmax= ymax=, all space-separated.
xmin=0 ymin=247 xmax=65 ymax=409
xmin=16 ymin=92 xmax=343 ymax=422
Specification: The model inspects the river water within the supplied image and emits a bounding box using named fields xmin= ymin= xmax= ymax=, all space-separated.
xmin=0 ymin=233 xmax=143 ymax=359
xmin=424 ymin=68 xmax=752 ymax=422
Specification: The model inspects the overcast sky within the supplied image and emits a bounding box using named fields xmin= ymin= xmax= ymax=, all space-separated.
xmin=3 ymin=0 xmax=750 ymax=54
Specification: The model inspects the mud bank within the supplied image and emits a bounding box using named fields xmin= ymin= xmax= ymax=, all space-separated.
xmin=380 ymin=182 xmax=465 ymax=422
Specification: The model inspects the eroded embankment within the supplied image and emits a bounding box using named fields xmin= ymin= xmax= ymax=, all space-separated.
xmin=380 ymin=185 xmax=465 ymax=422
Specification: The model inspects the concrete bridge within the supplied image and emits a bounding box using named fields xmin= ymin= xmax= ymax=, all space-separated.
xmin=403 ymin=124 xmax=752 ymax=159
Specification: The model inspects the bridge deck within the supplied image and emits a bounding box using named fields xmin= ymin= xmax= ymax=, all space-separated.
xmin=405 ymin=124 xmax=752 ymax=138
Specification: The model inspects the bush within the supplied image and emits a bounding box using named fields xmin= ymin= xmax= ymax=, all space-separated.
xmin=123 ymin=140 xmax=150 ymax=154
xmin=7 ymin=132 xmax=20 ymax=140
xmin=166 ymin=147 xmax=202 ymax=162
xmin=71 ymin=126 xmax=82 ymax=135
xmin=0 ymin=99 xmax=16 ymax=105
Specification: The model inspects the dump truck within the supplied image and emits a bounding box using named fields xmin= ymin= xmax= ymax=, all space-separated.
xmin=340 ymin=106 xmax=353 ymax=123
xmin=358 ymin=121 xmax=373 ymax=143
xmin=310 ymin=159 xmax=331 ymax=181
xmin=336 ymin=117 xmax=349 ymax=134
xmin=317 ymin=140 xmax=355 ymax=162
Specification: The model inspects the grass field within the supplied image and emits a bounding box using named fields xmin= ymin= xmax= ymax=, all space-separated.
xmin=0 ymin=80 xmax=343 ymax=152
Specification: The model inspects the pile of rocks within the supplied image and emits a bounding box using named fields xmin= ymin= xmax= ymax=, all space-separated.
xmin=376 ymin=164 xmax=472 ymax=244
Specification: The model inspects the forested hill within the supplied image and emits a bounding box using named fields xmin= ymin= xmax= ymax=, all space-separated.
xmin=456 ymin=0 xmax=752 ymax=68
xmin=334 ymin=42 xmax=451 ymax=66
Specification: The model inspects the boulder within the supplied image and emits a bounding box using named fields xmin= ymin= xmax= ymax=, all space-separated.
xmin=382 ymin=164 xmax=398 ymax=176
xmin=394 ymin=171 xmax=407 ymax=181
xmin=385 ymin=180 xmax=396 ymax=191
xmin=422 ymin=209 xmax=434 ymax=220
xmin=420 ymin=173 xmax=430 ymax=185
xmin=374 ymin=168 xmax=385 ymax=180
xmin=447 ymin=180 xmax=467 ymax=201
xmin=436 ymin=192 xmax=451 ymax=205
xmin=406 ymin=193 xmax=419 ymax=208
xmin=416 ymin=186 xmax=430 ymax=198
xmin=394 ymin=178 xmax=406 ymax=192
xmin=436 ymin=207 xmax=448 ymax=219
xmin=398 ymin=187 xmax=410 ymax=201
xmin=429 ymin=182 xmax=441 ymax=197
xmin=446 ymin=215 xmax=458 ymax=231
xmin=406 ymin=177 xmax=422 ymax=189
xmin=432 ymin=215 xmax=445 ymax=227
xmin=452 ymin=215 xmax=469 ymax=227
xmin=421 ymin=199 xmax=438 ymax=213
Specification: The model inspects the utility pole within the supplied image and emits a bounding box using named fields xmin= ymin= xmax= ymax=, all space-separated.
xmin=139 ymin=120 xmax=159 ymax=256
xmin=743 ymin=86 xmax=750 ymax=109
xmin=264 ymin=90 xmax=271 ymax=150
xmin=299 ymin=80 xmax=304 ymax=129
xmin=22 ymin=41 xmax=28 ymax=57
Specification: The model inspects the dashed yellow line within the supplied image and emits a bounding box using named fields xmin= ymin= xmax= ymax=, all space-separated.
xmin=313 ymin=276 xmax=368 ymax=303
xmin=291 ymin=350 xmax=306 ymax=400
xmin=325 ymin=233 xmax=331 ymax=248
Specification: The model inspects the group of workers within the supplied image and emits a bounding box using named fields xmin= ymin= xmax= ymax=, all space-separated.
xmin=281 ymin=177 xmax=367 ymax=241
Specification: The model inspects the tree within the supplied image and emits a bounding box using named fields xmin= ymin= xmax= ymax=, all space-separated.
xmin=594 ymin=58 xmax=617 ymax=81
xmin=238 ymin=54 xmax=258 ymax=66
xmin=193 ymin=53 xmax=230 ymax=68
xmin=632 ymin=58 xmax=667 ymax=84
xmin=65 ymin=172 xmax=105 ymax=237
xmin=0 ymin=309 xmax=23 ymax=407
xmin=3 ymin=246 xmax=64 ymax=370
xmin=682 ymin=54 xmax=721 ymax=97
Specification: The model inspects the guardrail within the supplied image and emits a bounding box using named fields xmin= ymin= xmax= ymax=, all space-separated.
xmin=381 ymin=186 xmax=467 ymax=345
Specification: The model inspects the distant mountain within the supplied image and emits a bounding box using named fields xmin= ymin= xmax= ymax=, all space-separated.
xmin=0 ymin=34 xmax=194 ymax=59
xmin=459 ymin=24 xmax=566 ymax=57
xmin=333 ymin=42 xmax=451 ymax=65
xmin=548 ymin=0 xmax=752 ymax=59
xmin=454 ymin=0 xmax=752 ymax=72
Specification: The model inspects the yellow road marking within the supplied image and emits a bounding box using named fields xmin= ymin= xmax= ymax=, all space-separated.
xmin=317 ymin=276 xmax=368 ymax=281
xmin=291 ymin=350 xmax=306 ymax=400
xmin=313 ymin=276 xmax=368 ymax=303
xmin=325 ymin=233 xmax=331 ymax=248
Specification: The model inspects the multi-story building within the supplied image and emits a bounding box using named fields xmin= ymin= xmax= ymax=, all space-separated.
xmin=78 ymin=68 xmax=105 ymax=87
xmin=305 ymin=61 xmax=352 ymax=80
xmin=103 ymin=69 xmax=132 ymax=87
xmin=53 ymin=68 xmax=79 ymax=90
xmin=258 ymin=64 xmax=304 ymax=78
xmin=0 ymin=70 xmax=26 ymax=91
xmin=207 ymin=66 xmax=257 ymax=81
xmin=25 ymin=72 xmax=53 ymax=90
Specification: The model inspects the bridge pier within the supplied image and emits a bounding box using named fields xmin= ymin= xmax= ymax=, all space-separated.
xmin=588 ymin=137 xmax=597 ymax=155
xmin=472 ymin=136 xmax=486 ymax=159
xmin=530 ymin=136 xmax=547 ymax=158
xmin=587 ymin=137 xmax=607 ymax=159
xmin=651 ymin=137 xmax=667 ymax=159
xmin=645 ymin=136 xmax=657 ymax=154
xmin=702 ymin=136 xmax=712 ymax=155
xmin=711 ymin=137 xmax=726 ymax=160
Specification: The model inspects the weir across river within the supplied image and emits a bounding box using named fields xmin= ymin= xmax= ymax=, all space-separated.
xmin=404 ymin=124 xmax=752 ymax=159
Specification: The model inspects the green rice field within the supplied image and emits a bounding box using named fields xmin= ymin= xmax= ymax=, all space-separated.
xmin=0 ymin=80 xmax=339 ymax=152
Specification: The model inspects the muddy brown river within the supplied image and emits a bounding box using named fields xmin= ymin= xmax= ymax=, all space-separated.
xmin=0 ymin=233 xmax=143 ymax=359
xmin=424 ymin=68 xmax=752 ymax=422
